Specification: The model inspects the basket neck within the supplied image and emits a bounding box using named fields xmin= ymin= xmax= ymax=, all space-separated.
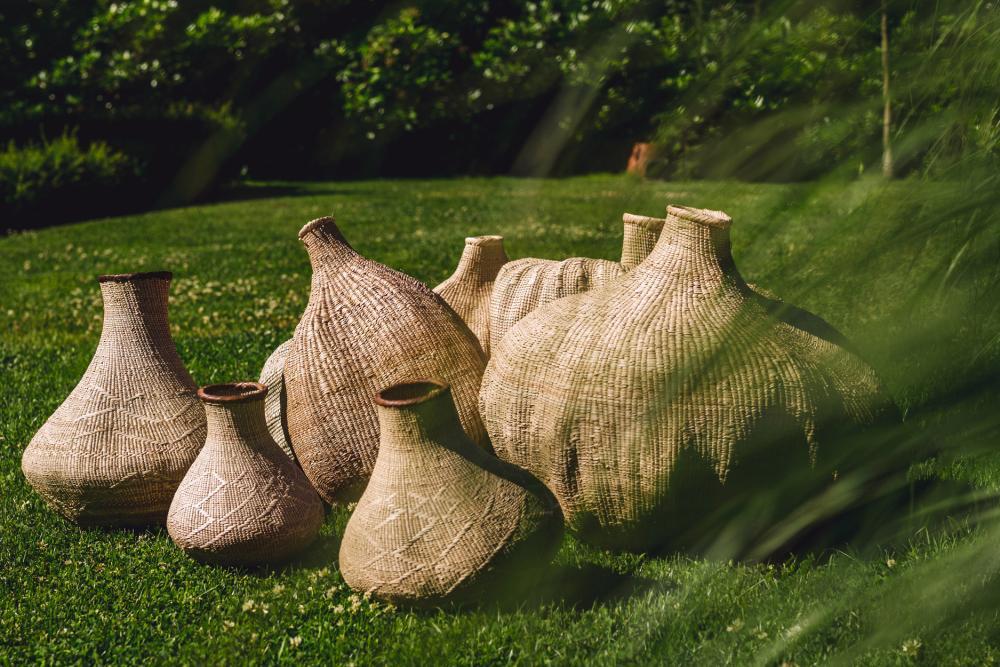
xmin=299 ymin=217 xmax=359 ymax=275
xmin=642 ymin=206 xmax=742 ymax=286
xmin=97 ymin=276 xmax=173 ymax=348
xmin=620 ymin=214 xmax=665 ymax=270
xmin=375 ymin=383 xmax=469 ymax=458
xmin=450 ymin=236 xmax=508 ymax=282
xmin=203 ymin=398 xmax=271 ymax=453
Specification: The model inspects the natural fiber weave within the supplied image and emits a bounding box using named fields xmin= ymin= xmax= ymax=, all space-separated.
xmin=285 ymin=217 xmax=488 ymax=503
xmin=167 ymin=382 xmax=323 ymax=566
xmin=480 ymin=205 xmax=894 ymax=552
xmin=258 ymin=339 xmax=295 ymax=461
xmin=21 ymin=272 xmax=206 ymax=526
xmin=620 ymin=212 xmax=666 ymax=270
xmin=339 ymin=380 xmax=562 ymax=605
xmin=488 ymin=213 xmax=664 ymax=351
xmin=433 ymin=235 xmax=508 ymax=358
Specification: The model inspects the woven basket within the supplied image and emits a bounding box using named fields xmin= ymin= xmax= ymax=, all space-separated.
xmin=258 ymin=339 xmax=295 ymax=461
xmin=339 ymin=380 xmax=562 ymax=605
xmin=488 ymin=213 xmax=664 ymax=351
xmin=433 ymin=235 xmax=508 ymax=358
xmin=480 ymin=205 xmax=895 ymax=553
xmin=620 ymin=213 xmax=666 ymax=270
xmin=285 ymin=217 xmax=488 ymax=503
xmin=21 ymin=272 xmax=206 ymax=526
xmin=167 ymin=383 xmax=323 ymax=566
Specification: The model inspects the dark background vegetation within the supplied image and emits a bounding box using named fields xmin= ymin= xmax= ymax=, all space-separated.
xmin=2 ymin=0 xmax=998 ymax=227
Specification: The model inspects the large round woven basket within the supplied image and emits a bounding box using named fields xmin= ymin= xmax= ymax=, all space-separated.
xmin=481 ymin=205 xmax=896 ymax=554
xmin=434 ymin=235 xmax=509 ymax=358
xmin=167 ymin=382 xmax=323 ymax=566
xmin=21 ymin=271 xmax=206 ymax=526
xmin=284 ymin=217 xmax=488 ymax=503
xmin=339 ymin=380 xmax=562 ymax=605
xmin=488 ymin=213 xmax=664 ymax=351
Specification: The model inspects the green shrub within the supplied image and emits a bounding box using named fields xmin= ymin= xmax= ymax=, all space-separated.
xmin=0 ymin=132 xmax=138 ymax=224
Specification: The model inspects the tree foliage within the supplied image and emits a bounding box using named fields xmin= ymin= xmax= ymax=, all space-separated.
xmin=0 ymin=0 xmax=996 ymax=202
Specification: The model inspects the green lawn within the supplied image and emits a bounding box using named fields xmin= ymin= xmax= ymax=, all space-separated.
xmin=2 ymin=175 xmax=999 ymax=665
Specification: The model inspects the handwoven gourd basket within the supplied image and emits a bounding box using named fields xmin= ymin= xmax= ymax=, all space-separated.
xmin=21 ymin=271 xmax=206 ymax=526
xmin=284 ymin=217 xmax=488 ymax=503
xmin=167 ymin=382 xmax=323 ymax=566
xmin=481 ymin=205 xmax=895 ymax=554
xmin=339 ymin=380 xmax=562 ymax=605
xmin=258 ymin=339 xmax=295 ymax=461
xmin=433 ymin=235 xmax=509 ymax=358
xmin=488 ymin=213 xmax=664 ymax=351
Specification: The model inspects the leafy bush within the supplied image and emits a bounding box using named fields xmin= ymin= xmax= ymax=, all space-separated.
xmin=0 ymin=132 xmax=138 ymax=227
xmin=0 ymin=0 xmax=997 ymax=204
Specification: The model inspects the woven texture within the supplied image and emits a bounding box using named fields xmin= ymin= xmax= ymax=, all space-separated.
xmin=167 ymin=383 xmax=323 ymax=566
xmin=620 ymin=213 xmax=666 ymax=270
xmin=433 ymin=235 xmax=509 ymax=358
xmin=488 ymin=213 xmax=664 ymax=351
xmin=258 ymin=339 xmax=295 ymax=461
xmin=339 ymin=381 xmax=562 ymax=605
xmin=480 ymin=205 xmax=894 ymax=552
xmin=21 ymin=272 xmax=206 ymax=526
xmin=285 ymin=217 xmax=488 ymax=504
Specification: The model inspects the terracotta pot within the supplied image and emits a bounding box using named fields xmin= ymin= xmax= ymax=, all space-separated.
xmin=433 ymin=235 xmax=508 ymax=358
xmin=488 ymin=213 xmax=664 ymax=350
xmin=481 ymin=205 xmax=895 ymax=554
xmin=339 ymin=380 xmax=562 ymax=605
xmin=285 ymin=217 xmax=487 ymax=503
xmin=21 ymin=271 xmax=206 ymax=526
xmin=258 ymin=339 xmax=294 ymax=461
xmin=167 ymin=382 xmax=323 ymax=566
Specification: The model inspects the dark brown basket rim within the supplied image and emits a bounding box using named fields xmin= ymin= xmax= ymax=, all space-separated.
xmin=198 ymin=382 xmax=268 ymax=404
xmin=374 ymin=380 xmax=449 ymax=408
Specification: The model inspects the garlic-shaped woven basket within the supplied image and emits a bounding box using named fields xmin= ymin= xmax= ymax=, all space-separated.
xmin=21 ymin=271 xmax=206 ymax=526
xmin=481 ymin=205 xmax=896 ymax=554
xmin=433 ymin=235 xmax=509 ymax=358
xmin=339 ymin=380 xmax=562 ymax=605
xmin=167 ymin=383 xmax=323 ymax=566
xmin=285 ymin=217 xmax=488 ymax=503
xmin=488 ymin=213 xmax=664 ymax=351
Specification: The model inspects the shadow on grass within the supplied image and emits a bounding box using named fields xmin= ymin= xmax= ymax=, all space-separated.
xmin=207 ymin=182 xmax=347 ymax=204
xmin=259 ymin=515 xmax=659 ymax=611
xmin=514 ymin=563 xmax=661 ymax=610
xmin=385 ymin=563 xmax=661 ymax=614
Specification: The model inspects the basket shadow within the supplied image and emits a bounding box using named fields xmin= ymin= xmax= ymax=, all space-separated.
xmin=508 ymin=563 xmax=661 ymax=610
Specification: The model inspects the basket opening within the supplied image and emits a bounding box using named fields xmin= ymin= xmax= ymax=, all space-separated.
xmin=465 ymin=235 xmax=504 ymax=246
xmin=198 ymin=382 xmax=268 ymax=404
xmin=97 ymin=271 xmax=172 ymax=283
xmin=375 ymin=380 xmax=448 ymax=407
xmin=666 ymin=205 xmax=732 ymax=229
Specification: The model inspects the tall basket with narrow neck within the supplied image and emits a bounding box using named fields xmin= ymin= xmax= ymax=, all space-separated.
xmin=21 ymin=271 xmax=206 ymax=526
xmin=481 ymin=205 xmax=897 ymax=556
xmin=434 ymin=235 xmax=509 ymax=358
xmin=284 ymin=217 xmax=488 ymax=504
